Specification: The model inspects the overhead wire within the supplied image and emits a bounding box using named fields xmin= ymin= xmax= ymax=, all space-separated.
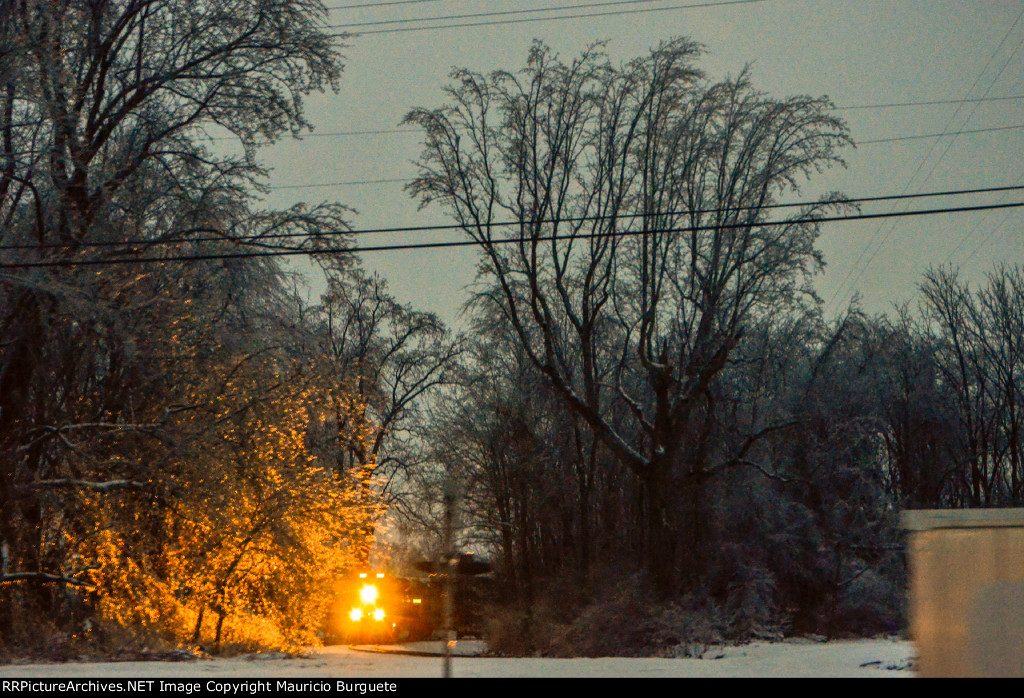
xmin=916 ymin=30 xmax=1024 ymax=266
xmin=333 ymin=0 xmax=770 ymax=36
xmin=4 ymin=184 xmax=1022 ymax=253
xmin=963 ymin=208 xmax=1020 ymax=263
xmin=326 ymin=0 xmax=441 ymax=10
xmin=270 ymin=178 xmax=409 ymax=189
xmin=2 ymin=200 xmax=1022 ymax=269
xmin=824 ymin=3 xmax=1024 ymax=312
xmin=843 ymin=25 xmax=1024 ymax=297
xmin=6 ymin=120 xmax=1024 ymax=189
xmin=191 ymin=96 xmax=1024 ymax=145
xmin=948 ymin=169 xmax=1024 ymax=265
xmin=834 ymin=94 xmax=1024 ymax=111
xmin=10 ymin=112 xmax=1018 ymax=189
xmin=858 ymin=123 xmax=1024 ymax=145
xmin=254 ymin=123 xmax=1024 ymax=189
xmin=916 ymin=28 xmax=1024 ymax=195
xmin=329 ymin=0 xmax=682 ymax=29
xmin=15 ymin=96 xmax=1023 ymax=138
xmin=2 ymin=3 xmax=1021 ymax=278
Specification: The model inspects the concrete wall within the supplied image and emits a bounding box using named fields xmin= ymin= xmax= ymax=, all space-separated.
xmin=902 ymin=509 xmax=1024 ymax=678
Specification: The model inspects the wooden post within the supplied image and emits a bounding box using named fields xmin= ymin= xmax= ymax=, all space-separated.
xmin=442 ymin=488 xmax=455 ymax=678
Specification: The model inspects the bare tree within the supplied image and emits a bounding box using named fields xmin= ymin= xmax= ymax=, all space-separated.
xmin=920 ymin=265 xmax=1024 ymax=506
xmin=405 ymin=39 xmax=852 ymax=591
xmin=311 ymin=265 xmax=465 ymax=563
xmin=974 ymin=266 xmax=1024 ymax=503
xmin=871 ymin=307 xmax=959 ymax=508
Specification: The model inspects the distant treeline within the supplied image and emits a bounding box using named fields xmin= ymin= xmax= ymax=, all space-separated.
xmin=420 ymin=265 xmax=1024 ymax=652
xmin=399 ymin=39 xmax=1024 ymax=653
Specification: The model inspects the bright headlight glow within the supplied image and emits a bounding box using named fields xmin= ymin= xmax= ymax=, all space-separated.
xmin=359 ymin=584 xmax=379 ymax=605
xmin=349 ymin=608 xmax=363 ymax=622
xmin=373 ymin=608 xmax=385 ymax=621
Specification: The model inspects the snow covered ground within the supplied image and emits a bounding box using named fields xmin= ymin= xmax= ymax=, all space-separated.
xmin=1 ymin=638 xmax=915 ymax=678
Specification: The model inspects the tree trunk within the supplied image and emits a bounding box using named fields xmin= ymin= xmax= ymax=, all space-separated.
xmin=644 ymin=458 xmax=677 ymax=597
xmin=191 ymin=607 xmax=206 ymax=645
xmin=213 ymin=609 xmax=226 ymax=654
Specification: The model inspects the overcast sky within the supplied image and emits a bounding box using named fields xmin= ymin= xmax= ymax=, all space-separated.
xmin=253 ymin=0 xmax=1023 ymax=326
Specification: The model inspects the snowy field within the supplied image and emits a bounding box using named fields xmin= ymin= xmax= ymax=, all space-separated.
xmin=0 ymin=638 xmax=915 ymax=678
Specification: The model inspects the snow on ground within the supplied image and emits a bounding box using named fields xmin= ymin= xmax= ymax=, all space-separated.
xmin=0 ymin=638 xmax=915 ymax=678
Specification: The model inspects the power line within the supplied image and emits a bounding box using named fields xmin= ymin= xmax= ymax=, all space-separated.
xmin=197 ymin=103 xmax=1024 ymax=147
xmin=13 ymin=100 xmax=1024 ymax=153
xmin=330 ymin=0 xmax=676 ymax=29
xmin=826 ymin=3 xmax=1024 ymax=312
xmin=834 ymin=30 xmax=1024 ymax=306
xmin=15 ymin=95 xmax=1023 ymax=139
xmin=3 ymin=201 xmax=1022 ymax=269
xmin=835 ymin=94 xmax=1024 ymax=111
xmin=907 ymin=24 xmax=1024 ymax=264
xmin=271 ymin=177 xmax=408 ymax=189
xmin=859 ymin=123 xmax=1024 ymax=145
xmin=326 ymin=0 xmax=441 ymax=10
xmin=947 ymin=170 xmax=1024 ymax=264
xmin=263 ymin=122 xmax=1024 ymax=187
xmin=202 ymin=129 xmax=414 ymax=142
xmin=337 ymin=0 xmax=769 ymax=36
xmin=5 ymin=184 xmax=1023 ymax=253
xmin=7 ymin=118 xmax=1023 ymax=189
xmin=964 ymin=207 xmax=1019 ymax=263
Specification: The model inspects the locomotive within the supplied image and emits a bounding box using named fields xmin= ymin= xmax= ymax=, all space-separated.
xmin=324 ymin=556 xmax=491 ymax=645
xmin=325 ymin=571 xmax=438 ymax=644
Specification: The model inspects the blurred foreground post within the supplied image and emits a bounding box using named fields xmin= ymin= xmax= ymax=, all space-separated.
xmin=902 ymin=508 xmax=1024 ymax=677
xmin=442 ymin=489 xmax=455 ymax=678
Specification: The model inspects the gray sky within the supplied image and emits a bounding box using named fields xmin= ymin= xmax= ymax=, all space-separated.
xmin=255 ymin=0 xmax=1024 ymax=326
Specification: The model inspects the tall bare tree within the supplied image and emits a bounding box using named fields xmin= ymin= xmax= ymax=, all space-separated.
xmin=405 ymin=39 xmax=852 ymax=591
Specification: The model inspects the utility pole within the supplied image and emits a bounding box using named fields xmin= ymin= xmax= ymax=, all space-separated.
xmin=441 ymin=487 xmax=455 ymax=678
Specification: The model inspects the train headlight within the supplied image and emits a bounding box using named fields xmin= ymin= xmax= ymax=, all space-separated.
xmin=349 ymin=608 xmax=363 ymax=622
xmin=373 ymin=608 xmax=385 ymax=621
xmin=359 ymin=584 xmax=378 ymax=605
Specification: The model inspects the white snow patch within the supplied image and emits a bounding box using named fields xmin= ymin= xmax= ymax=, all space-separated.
xmin=0 ymin=638 xmax=916 ymax=678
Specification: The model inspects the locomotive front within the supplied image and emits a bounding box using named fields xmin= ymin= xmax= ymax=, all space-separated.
xmin=326 ymin=571 xmax=436 ymax=644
